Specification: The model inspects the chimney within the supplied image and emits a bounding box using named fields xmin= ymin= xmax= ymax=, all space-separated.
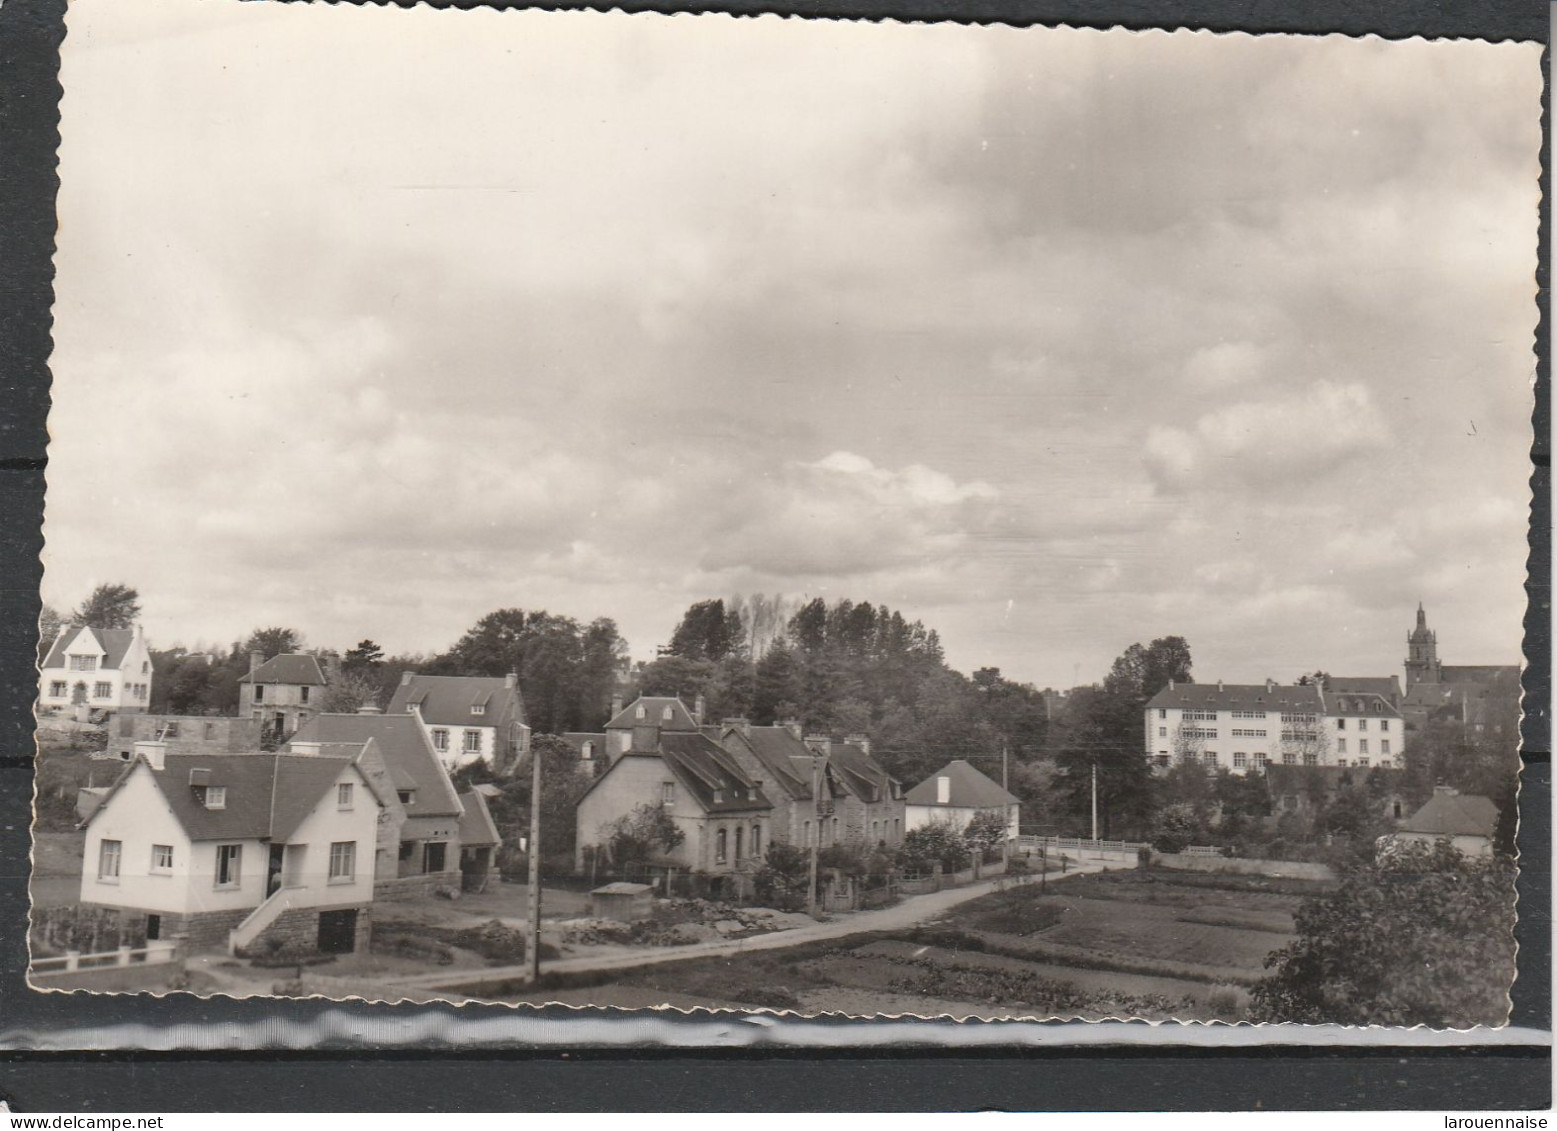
xmin=1433 ymin=784 xmax=1459 ymax=796
xmin=505 ymin=672 xmax=518 ymax=689
xmin=1217 ymin=679 xmax=1224 ymax=692
xmin=134 ymin=740 xmax=167 ymax=771
xmin=780 ymin=717 xmax=802 ymax=740
xmin=804 ymin=734 xmax=832 ymax=756
xmin=693 ymin=693 xmax=706 ymax=725
xmin=1266 ymin=678 xmax=1275 ymax=693
xmin=936 ymin=775 xmax=951 ymax=805
xmin=610 ymin=693 xmax=624 ymax=719
xmin=357 ymin=703 xmax=383 ymax=715
xmin=321 ymin=650 xmax=341 ymax=685
xmin=249 ymin=651 xmax=262 ymax=676
xmin=721 ymin=717 xmax=751 ymax=738
xmin=400 ymin=671 xmax=415 ymax=686
xmin=1168 ymin=679 xmax=1175 ymax=691
xmin=845 ymin=733 xmax=871 ymax=757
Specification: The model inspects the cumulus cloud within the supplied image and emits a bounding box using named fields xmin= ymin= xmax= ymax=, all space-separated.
xmin=41 ymin=5 xmax=1538 ymax=683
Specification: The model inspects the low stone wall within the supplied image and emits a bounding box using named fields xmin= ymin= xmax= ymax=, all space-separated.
xmin=374 ymin=871 xmax=462 ymax=902
xmin=1154 ymin=854 xmax=1335 ymax=881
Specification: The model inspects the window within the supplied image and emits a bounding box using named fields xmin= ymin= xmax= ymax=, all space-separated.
xmin=1204 ymin=751 xmax=1218 ymax=766
xmin=471 ymin=704 xmax=485 ymax=716
xmin=431 ymin=729 xmax=449 ymax=752
xmin=93 ymin=682 xmax=112 ymax=699
xmin=69 ymin=655 xmax=97 ymax=672
xmin=715 ymin=828 xmax=728 ymax=864
xmin=398 ymin=790 xmax=413 ymax=805
xmin=1335 ymin=718 xmax=1346 ymax=730
xmin=635 ymin=705 xmax=647 ymax=720
xmin=254 ymin=685 xmax=265 ymax=702
xmin=1303 ymin=753 xmax=1318 ymax=766
xmin=151 ymin=844 xmax=173 ymax=873
xmin=1183 ymin=710 xmax=1218 ymax=721
xmin=1232 ymin=728 xmax=1268 ymax=737
xmin=1233 ymin=752 xmax=1247 ymax=768
xmin=142 ymin=661 xmax=149 ymax=673
xmin=1359 ymin=740 xmax=1369 ymax=755
xmin=337 ymin=783 xmax=354 ymax=809
xmin=752 ymin=824 xmax=761 ymax=857
xmin=1282 ymin=751 xmax=1296 ymax=765
xmin=1158 ymin=727 xmax=1167 ymax=737
xmin=463 ymin=730 xmax=482 ymax=753
xmin=300 ymin=686 xmax=310 ymax=705
xmin=48 ymin=681 xmax=65 ymax=697
xmin=1158 ymin=708 xmax=1167 ymax=719
xmin=1382 ymin=759 xmax=1393 ymax=770
xmin=1254 ymin=752 xmax=1268 ymax=769
xmin=661 ymin=781 xmax=675 ymax=806
xmin=215 ymin=844 xmax=242 ymax=887
xmin=1336 ymin=738 xmax=1347 ymax=755
xmin=165 ymin=721 xmax=181 ymax=738
xmin=581 ymin=742 xmax=594 ymax=761
xmin=1380 ymin=719 xmax=1390 ymax=731
xmin=734 ymin=826 xmax=744 ymax=861
xmin=803 ymin=820 xmax=812 ymax=846
xmin=1231 ymin=710 xmax=1267 ymax=719
xmin=1358 ymin=718 xmax=1368 ymax=731
xmin=98 ymin=839 xmax=122 ymax=881
xmin=204 ymin=786 xmax=226 ymax=809
xmin=328 ymin=841 xmax=356 ymax=882
xmin=1382 ymin=740 xmax=1391 ymax=755
xmin=662 ymin=706 xmax=673 ymax=721
xmin=1357 ymin=757 xmax=1369 ymax=768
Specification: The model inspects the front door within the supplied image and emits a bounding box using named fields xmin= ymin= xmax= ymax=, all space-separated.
xmin=267 ymin=844 xmax=285 ymax=896
xmin=145 ymin=914 xmax=161 ymax=941
xmin=71 ymin=682 xmax=87 ymax=706
xmin=316 ymin=909 xmax=357 ymax=955
xmin=423 ymin=841 xmax=447 ymax=874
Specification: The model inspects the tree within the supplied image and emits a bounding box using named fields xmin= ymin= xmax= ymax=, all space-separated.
xmin=1252 ymin=840 xmax=1516 ymax=1027
xmin=320 ymin=671 xmax=383 ymax=714
xmin=753 ymin=842 xmax=810 ymax=911
xmin=896 ymin=821 xmax=971 ymax=873
xmin=37 ymin=604 xmax=63 ymax=663
xmin=600 ymin=803 xmax=686 ymax=866
xmin=343 ymin=639 xmax=385 ymax=675
xmin=244 ymin=627 xmax=302 ymax=661
xmin=666 ymin=599 xmax=746 ymax=662
xmin=74 ymin=583 xmax=141 ymax=630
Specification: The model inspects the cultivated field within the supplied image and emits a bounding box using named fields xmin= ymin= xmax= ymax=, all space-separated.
xmin=486 ymin=868 xmax=1330 ymax=1021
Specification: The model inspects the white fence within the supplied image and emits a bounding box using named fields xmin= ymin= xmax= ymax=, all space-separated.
xmin=1181 ymin=845 xmax=1225 ymax=858
xmin=1015 ymin=835 xmax=1149 ymax=856
xmin=30 ymin=939 xmax=179 ymax=975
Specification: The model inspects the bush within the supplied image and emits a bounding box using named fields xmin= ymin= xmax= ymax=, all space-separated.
xmin=896 ymin=821 xmax=971 ymax=873
xmin=754 ymin=843 xmax=810 ymax=912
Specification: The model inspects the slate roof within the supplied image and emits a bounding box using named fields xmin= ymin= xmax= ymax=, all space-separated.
xmin=827 ymin=741 xmax=901 ymax=805
xmin=42 ymin=625 xmax=137 ymax=671
xmin=1400 ymin=790 xmax=1499 ymax=839
xmin=457 ymin=788 xmax=502 ymax=849
xmin=86 ymin=753 xmax=367 ymax=842
xmin=1323 ymin=691 xmax=1402 ymax=719
xmin=905 ymin=759 xmax=1019 ymax=809
xmin=1326 ymin=676 xmax=1403 ymax=703
xmin=579 ymin=730 xmax=773 ymax=816
xmin=291 ymin=713 xmax=462 ymax=818
xmin=1145 ymin=682 xmax=1323 ymax=714
xmin=605 ymin=696 xmax=699 ymax=732
xmin=1440 ymin=665 xmax=1521 ymax=689
xmin=720 ymin=725 xmax=814 ymax=800
xmin=386 ymin=674 xmax=527 ymax=731
xmin=239 ymin=653 xmax=327 ymax=686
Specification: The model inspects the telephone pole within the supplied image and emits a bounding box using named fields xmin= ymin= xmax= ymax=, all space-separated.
xmin=1090 ymin=760 xmax=1099 ymax=842
xmin=806 ymin=752 xmax=822 ymax=918
xmin=1001 ymin=741 xmax=1009 ymax=793
xmin=526 ymin=745 xmax=543 ymax=983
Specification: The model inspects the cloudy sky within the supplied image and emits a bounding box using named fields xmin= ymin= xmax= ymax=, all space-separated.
xmin=46 ymin=3 xmax=1540 ymax=688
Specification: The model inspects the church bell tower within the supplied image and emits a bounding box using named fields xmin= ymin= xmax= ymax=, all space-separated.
xmin=1404 ymin=602 xmax=1440 ymax=690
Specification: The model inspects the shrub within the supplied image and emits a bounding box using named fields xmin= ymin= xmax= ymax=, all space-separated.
xmin=754 ymin=843 xmax=810 ymax=911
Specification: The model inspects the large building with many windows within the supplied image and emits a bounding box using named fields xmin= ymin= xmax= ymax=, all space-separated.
xmin=1143 ymin=678 xmax=1404 ymax=776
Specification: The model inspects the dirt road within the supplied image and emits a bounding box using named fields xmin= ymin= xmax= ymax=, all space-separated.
xmin=388 ymin=860 xmax=1110 ymax=991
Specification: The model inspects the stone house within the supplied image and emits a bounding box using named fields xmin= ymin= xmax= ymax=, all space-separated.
xmin=77 ymin=743 xmax=383 ymax=956
xmin=904 ymin=759 xmax=1020 ymax=838
xmin=38 ymin=624 xmax=154 ymax=718
xmin=387 ymin=672 xmax=531 ymax=773
xmin=289 ymin=711 xmax=469 ymax=899
xmin=808 ymin=734 xmax=906 ymax=849
xmin=575 ymin=719 xmax=772 ymax=887
xmin=109 ymin=714 xmax=264 ymax=762
xmin=1389 ymin=786 xmax=1500 ymax=859
xmin=238 ymin=652 xmax=332 ymax=739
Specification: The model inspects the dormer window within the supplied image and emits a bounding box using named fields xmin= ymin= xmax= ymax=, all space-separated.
xmin=661 ymin=706 xmax=673 ymax=721
xmin=398 ymin=789 xmax=415 ymax=805
xmin=472 ymin=704 xmax=486 ymax=716
xmin=581 ymin=742 xmax=594 ymax=760
xmin=203 ymin=786 xmax=226 ymax=810
xmin=635 ymin=705 xmax=647 ymax=720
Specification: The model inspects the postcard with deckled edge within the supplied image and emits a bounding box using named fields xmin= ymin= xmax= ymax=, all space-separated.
xmin=31 ymin=0 xmax=1538 ymax=1032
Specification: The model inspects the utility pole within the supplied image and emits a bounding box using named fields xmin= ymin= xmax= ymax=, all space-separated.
xmin=806 ymin=752 xmax=822 ymax=919
xmin=1001 ymin=741 xmax=1009 ymax=793
xmin=526 ymin=745 xmax=543 ymax=984
xmin=1090 ymin=760 xmax=1099 ymax=842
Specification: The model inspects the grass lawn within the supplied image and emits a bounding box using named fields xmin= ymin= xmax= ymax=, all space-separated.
xmin=29 ymin=829 xmax=85 ymax=910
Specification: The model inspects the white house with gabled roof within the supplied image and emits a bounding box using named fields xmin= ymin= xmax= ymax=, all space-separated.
xmin=38 ymin=624 xmax=153 ymax=716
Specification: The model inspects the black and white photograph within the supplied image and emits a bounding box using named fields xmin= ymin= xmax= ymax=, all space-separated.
xmin=30 ymin=0 xmax=1538 ymax=1029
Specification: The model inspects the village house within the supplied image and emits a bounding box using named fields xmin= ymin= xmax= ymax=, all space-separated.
xmin=238 ymin=652 xmax=334 ymax=739
xmin=77 ymin=742 xmax=383 ymax=956
xmin=713 ymin=718 xmax=821 ymax=848
xmin=805 ymin=733 xmax=906 ymax=849
xmin=904 ymin=759 xmax=1021 ymax=838
xmin=288 ymin=711 xmax=474 ymax=897
xmin=38 ymin=623 xmax=153 ymax=718
xmin=559 ymin=732 xmax=608 ymax=777
xmin=1388 ymin=785 xmax=1500 ymax=859
xmin=1143 ymin=679 xmax=1405 ymax=775
xmin=576 ymin=696 xmax=772 ymax=892
xmin=109 ymin=713 xmax=264 ymax=761
xmin=387 ymin=672 xmax=531 ymax=772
